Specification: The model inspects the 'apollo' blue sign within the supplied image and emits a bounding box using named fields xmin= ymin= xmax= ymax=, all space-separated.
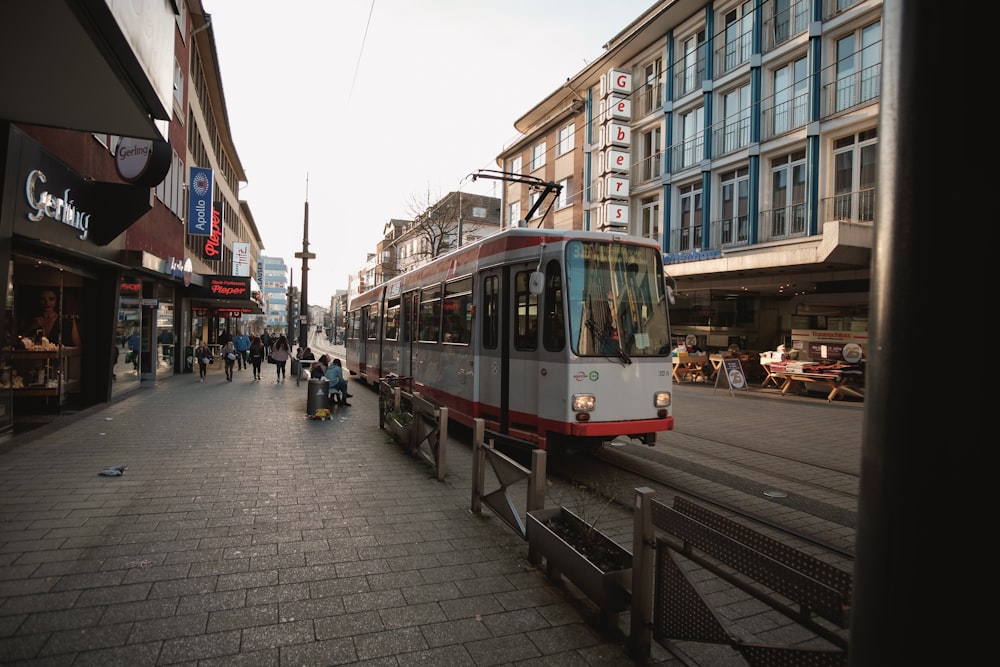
xmin=187 ymin=166 xmax=213 ymax=236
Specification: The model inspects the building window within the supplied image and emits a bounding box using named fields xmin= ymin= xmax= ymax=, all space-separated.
xmin=508 ymin=201 xmax=521 ymax=228
xmin=641 ymin=58 xmax=662 ymax=115
xmin=641 ymin=195 xmax=660 ymax=242
xmin=509 ymin=155 xmax=521 ymax=175
xmin=769 ymin=150 xmax=807 ymax=238
xmin=771 ymin=56 xmax=809 ymax=136
xmin=680 ymin=107 xmax=704 ymax=169
xmin=528 ymin=192 xmax=541 ymax=220
xmin=557 ymin=178 xmax=572 ymax=209
xmin=557 ymin=123 xmax=575 ymax=156
xmin=678 ymin=182 xmax=702 ymax=251
xmin=720 ymin=168 xmax=750 ymax=246
xmin=677 ymin=30 xmax=706 ymax=98
xmin=641 ymin=126 xmax=662 ymax=182
xmin=719 ymin=83 xmax=751 ymax=154
xmin=531 ymin=142 xmax=546 ymax=171
xmin=832 ymin=128 xmax=877 ymax=222
xmin=718 ymin=1 xmax=754 ymax=76
xmin=834 ymin=20 xmax=881 ymax=113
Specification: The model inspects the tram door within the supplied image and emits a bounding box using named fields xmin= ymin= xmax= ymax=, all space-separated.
xmin=477 ymin=263 xmax=539 ymax=437
xmin=477 ymin=269 xmax=507 ymax=432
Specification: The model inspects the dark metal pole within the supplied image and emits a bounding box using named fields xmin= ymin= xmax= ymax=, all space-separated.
xmin=295 ymin=176 xmax=316 ymax=348
xmin=850 ymin=2 xmax=981 ymax=664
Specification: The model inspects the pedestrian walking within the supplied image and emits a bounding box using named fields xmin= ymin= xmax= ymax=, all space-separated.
xmin=233 ymin=329 xmax=250 ymax=371
xmin=222 ymin=340 xmax=237 ymax=382
xmin=194 ymin=340 xmax=212 ymax=382
xmin=248 ymin=335 xmax=264 ymax=380
xmin=260 ymin=330 xmax=272 ymax=356
xmin=269 ymin=334 xmax=291 ymax=382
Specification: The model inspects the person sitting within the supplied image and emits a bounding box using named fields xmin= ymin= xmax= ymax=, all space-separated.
xmin=310 ymin=354 xmax=329 ymax=379
xmin=324 ymin=358 xmax=352 ymax=406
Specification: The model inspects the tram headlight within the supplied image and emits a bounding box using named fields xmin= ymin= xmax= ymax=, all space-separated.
xmin=654 ymin=391 xmax=671 ymax=408
xmin=572 ymin=393 xmax=595 ymax=412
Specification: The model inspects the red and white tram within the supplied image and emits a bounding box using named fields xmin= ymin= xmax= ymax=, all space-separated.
xmin=345 ymin=227 xmax=674 ymax=451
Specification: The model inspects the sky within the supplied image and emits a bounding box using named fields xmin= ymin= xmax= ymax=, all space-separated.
xmin=205 ymin=0 xmax=654 ymax=304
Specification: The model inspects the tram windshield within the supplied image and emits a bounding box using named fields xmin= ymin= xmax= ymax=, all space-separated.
xmin=565 ymin=240 xmax=671 ymax=362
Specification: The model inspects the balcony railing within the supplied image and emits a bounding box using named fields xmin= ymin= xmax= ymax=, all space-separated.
xmin=669 ymin=225 xmax=703 ymax=253
xmin=759 ymin=204 xmax=808 ymax=242
xmin=761 ymin=91 xmax=809 ymax=140
xmin=824 ymin=0 xmax=866 ymax=20
xmin=822 ymin=188 xmax=876 ymax=223
xmin=636 ymin=150 xmax=663 ymax=184
xmin=667 ymin=188 xmax=874 ymax=258
xmin=712 ymin=116 xmax=751 ymax=156
xmin=762 ymin=0 xmax=809 ymax=52
xmin=672 ymin=46 xmax=707 ymax=100
xmin=823 ymin=62 xmax=881 ymax=118
xmin=634 ymin=78 xmax=664 ymax=119
xmin=671 ymin=135 xmax=704 ymax=172
xmin=715 ymin=25 xmax=752 ymax=77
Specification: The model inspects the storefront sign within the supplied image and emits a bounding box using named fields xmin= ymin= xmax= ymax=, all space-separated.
xmin=24 ymin=169 xmax=91 ymax=240
xmin=187 ymin=166 xmax=213 ymax=236
xmin=120 ymin=278 xmax=142 ymax=294
xmin=201 ymin=202 xmax=223 ymax=261
xmin=217 ymin=309 xmax=242 ymax=318
xmin=715 ymin=357 xmax=749 ymax=396
xmin=205 ymin=276 xmax=250 ymax=299
xmin=115 ymin=137 xmax=171 ymax=187
xmin=232 ymin=242 xmax=250 ymax=276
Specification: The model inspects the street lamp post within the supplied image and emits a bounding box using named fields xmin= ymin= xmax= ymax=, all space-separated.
xmin=294 ymin=177 xmax=316 ymax=347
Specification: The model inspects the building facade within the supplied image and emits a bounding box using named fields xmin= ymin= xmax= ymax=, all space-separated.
xmin=0 ymin=0 xmax=264 ymax=438
xmin=497 ymin=0 xmax=877 ymax=360
xmin=259 ymin=255 xmax=290 ymax=336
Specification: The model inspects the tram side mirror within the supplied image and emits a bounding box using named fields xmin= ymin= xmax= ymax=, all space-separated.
xmin=528 ymin=271 xmax=545 ymax=295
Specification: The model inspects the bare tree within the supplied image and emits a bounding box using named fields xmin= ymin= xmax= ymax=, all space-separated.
xmin=401 ymin=188 xmax=498 ymax=266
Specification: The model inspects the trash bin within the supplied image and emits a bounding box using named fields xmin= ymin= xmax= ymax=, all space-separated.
xmin=291 ymin=358 xmax=300 ymax=377
xmin=307 ymin=377 xmax=329 ymax=415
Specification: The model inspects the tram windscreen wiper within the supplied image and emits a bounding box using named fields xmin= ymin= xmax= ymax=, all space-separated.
xmin=586 ymin=317 xmax=632 ymax=366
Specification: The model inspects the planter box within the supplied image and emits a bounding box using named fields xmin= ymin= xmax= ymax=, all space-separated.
xmin=526 ymin=507 xmax=632 ymax=614
xmin=386 ymin=415 xmax=413 ymax=447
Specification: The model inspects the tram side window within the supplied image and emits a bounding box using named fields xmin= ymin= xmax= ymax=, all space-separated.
xmin=404 ymin=291 xmax=418 ymax=342
xmin=365 ymin=303 xmax=379 ymax=340
xmin=443 ymin=276 xmax=472 ymax=344
xmin=542 ymin=260 xmax=565 ymax=351
xmin=417 ymin=285 xmax=442 ymax=342
xmin=514 ymin=270 xmax=538 ymax=351
xmin=482 ymin=275 xmax=498 ymax=350
xmin=384 ymin=298 xmax=400 ymax=341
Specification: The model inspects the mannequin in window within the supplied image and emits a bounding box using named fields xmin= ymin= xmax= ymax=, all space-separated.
xmin=22 ymin=288 xmax=81 ymax=347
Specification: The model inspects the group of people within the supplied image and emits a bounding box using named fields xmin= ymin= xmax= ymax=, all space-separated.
xmin=194 ymin=330 xmax=293 ymax=383
xmin=192 ymin=331 xmax=349 ymax=403
xmin=304 ymin=353 xmax=352 ymax=406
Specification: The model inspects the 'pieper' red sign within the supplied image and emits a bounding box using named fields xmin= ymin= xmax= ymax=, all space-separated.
xmin=201 ymin=202 xmax=223 ymax=261
xmin=205 ymin=276 xmax=250 ymax=299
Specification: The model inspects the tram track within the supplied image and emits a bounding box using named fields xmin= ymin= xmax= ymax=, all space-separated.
xmin=548 ymin=439 xmax=857 ymax=564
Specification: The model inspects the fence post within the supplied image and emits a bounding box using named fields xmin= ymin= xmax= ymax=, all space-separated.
xmin=630 ymin=487 xmax=654 ymax=661
xmin=528 ymin=449 xmax=546 ymax=513
xmin=435 ymin=407 xmax=448 ymax=482
xmin=471 ymin=419 xmax=484 ymax=513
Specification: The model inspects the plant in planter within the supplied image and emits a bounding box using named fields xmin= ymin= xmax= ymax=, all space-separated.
xmin=383 ymin=409 xmax=414 ymax=445
xmin=526 ymin=478 xmax=632 ymax=621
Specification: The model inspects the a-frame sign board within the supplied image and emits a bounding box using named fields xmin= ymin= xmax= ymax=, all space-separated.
xmin=714 ymin=357 xmax=750 ymax=397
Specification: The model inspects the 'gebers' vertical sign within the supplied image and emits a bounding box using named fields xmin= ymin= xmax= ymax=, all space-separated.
xmin=187 ymin=166 xmax=213 ymax=236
